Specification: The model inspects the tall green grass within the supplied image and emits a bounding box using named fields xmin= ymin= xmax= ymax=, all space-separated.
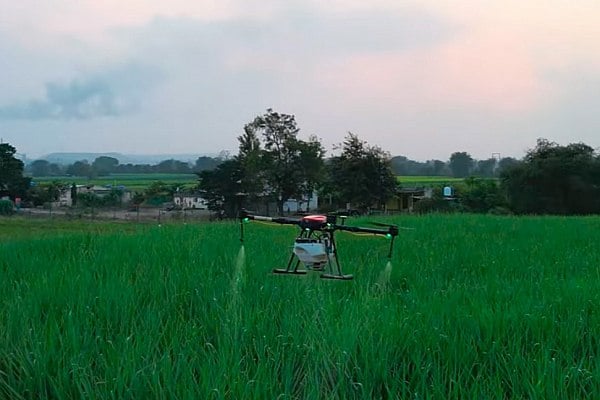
xmin=0 ymin=215 xmax=599 ymax=398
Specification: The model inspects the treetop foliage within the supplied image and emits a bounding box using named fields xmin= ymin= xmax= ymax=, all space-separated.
xmin=501 ymin=138 xmax=600 ymax=215
xmin=0 ymin=143 xmax=31 ymax=199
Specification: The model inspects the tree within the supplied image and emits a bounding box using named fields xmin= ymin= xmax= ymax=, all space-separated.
xmin=143 ymin=181 xmax=173 ymax=206
xmin=92 ymin=156 xmax=119 ymax=176
xmin=449 ymin=152 xmax=474 ymax=178
xmin=501 ymin=138 xmax=600 ymax=214
xmin=197 ymin=159 xmax=243 ymax=217
xmin=194 ymin=156 xmax=221 ymax=172
xmin=28 ymin=181 xmax=63 ymax=207
xmin=325 ymin=133 xmax=397 ymax=211
xmin=473 ymin=158 xmax=497 ymax=178
xmin=237 ymin=124 xmax=266 ymax=207
xmin=155 ymin=159 xmax=192 ymax=174
xmin=66 ymin=160 xmax=94 ymax=178
xmin=430 ymin=159 xmax=448 ymax=176
xmin=497 ymin=157 xmax=520 ymax=174
xmin=0 ymin=143 xmax=31 ymax=199
xmin=461 ymin=177 xmax=506 ymax=213
xmin=29 ymin=159 xmax=52 ymax=177
xmin=244 ymin=109 xmax=325 ymax=214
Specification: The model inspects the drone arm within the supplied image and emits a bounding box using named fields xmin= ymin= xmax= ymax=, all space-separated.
xmin=334 ymin=224 xmax=398 ymax=237
xmin=249 ymin=215 xmax=299 ymax=226
xmin=239 ymin=210 xmax=300 ymax=226
xmin=334 ymin=224 xmax=398 ymax=261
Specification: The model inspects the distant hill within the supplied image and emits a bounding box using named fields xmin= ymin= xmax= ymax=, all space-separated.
xmin=41 ymin=152 xmax=215 ymax=165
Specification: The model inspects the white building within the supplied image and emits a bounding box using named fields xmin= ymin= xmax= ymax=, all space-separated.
xmin=282 ymin=191 xmax=319 ymax=213
xmin=173 ymin=193 xmax=209 ymax=209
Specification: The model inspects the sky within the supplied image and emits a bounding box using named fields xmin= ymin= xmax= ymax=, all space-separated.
xmin=1 ymin=0 xmax=599 ymax=161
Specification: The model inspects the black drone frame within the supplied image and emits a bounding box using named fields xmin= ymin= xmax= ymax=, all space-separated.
xmin=238 ymin=209 xmax=399 ymax=280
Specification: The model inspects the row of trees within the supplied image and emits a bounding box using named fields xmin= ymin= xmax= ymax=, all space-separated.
xmin=413 ymin=139 xmax=600 ymax=215
xmin=28 ymin=151 xmax=517 ymax=180
xmin=26 ymin=155 xmax=223 ymax=178
xmin=391 ymin=153 xmax=519 ymax=178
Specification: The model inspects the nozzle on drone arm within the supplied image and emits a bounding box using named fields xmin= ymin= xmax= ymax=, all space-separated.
xmin=238 ymin=208 xmax=252 ymax=222
xmin=387 ymin=235 xmax=396 ymax=260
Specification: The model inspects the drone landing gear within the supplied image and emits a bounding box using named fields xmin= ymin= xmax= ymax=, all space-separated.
xmin=320 ymin=273 xmax=353 ymax=280
xmin=272 ymin=268 xmax=307 ymax=275
xmin=272 ymin=258 xmax=307 ymax=276
xmin=272 ymin=254 xmax=354 ymax=281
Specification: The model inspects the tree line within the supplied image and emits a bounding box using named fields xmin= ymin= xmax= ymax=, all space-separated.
xmin=25 ymin=155 xmax=223 ymax=178
xmin=391 ymin=152 xmax=519 ymax=178
xmin=26 ymin=149 xmax=519 ymax=179
xmin=2 ymin=109 xmax=600 ymax=216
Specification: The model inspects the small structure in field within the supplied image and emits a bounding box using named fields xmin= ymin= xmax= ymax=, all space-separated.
xmin=282 ymin=191 xmax=319 ymax=213
xmin=54 ymin=184 xmax=132 ymax=207
xmin=385 ymin=187 xmax=432 ymax=213
xmin=173 ymin=192 xmax=209 ymax=210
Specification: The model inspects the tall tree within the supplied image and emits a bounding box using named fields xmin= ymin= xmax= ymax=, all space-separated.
xmin=449 ymin=152 xmax=474 ymax=178
xmin=244 ymin=109 xmax=325 ymax=214
xmin=236 ymin=124 xmax=266 ymax=207
xmin=326 ymin=133 xmax=397 ymax=211
xmin=0 ymin=143 xmax=31 ymax=199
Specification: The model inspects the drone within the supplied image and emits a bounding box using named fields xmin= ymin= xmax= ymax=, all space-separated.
xmin=238 ymin=209 xmax=399 ymax=280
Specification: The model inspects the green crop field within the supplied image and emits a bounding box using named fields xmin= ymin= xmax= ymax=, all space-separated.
xmin=32 ymin=174 xmax=461 ymax=192
xmin=32 ymin=173 xmax=198 ymax=191
xmin=1 ymin=215 xmax=599 ymax=398
xmin=397 ymin=176 xmax=464 ymax=186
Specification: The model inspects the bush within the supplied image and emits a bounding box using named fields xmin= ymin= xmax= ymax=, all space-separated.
xmin=413 ymin=197 xmax=458 ymax=214
xmin=0 ymin=199 xmax=15 ymax=215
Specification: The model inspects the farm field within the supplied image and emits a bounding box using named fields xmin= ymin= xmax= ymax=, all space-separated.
xmin=397 ymin=176 xmax=464 ymax=186
xmin=32 ymin=173 xmax=199 ymax=191
xmin=32 ymin=174 xmax=463 ymax=192
xmin=1 ymin=215 xmax=599 ymax=398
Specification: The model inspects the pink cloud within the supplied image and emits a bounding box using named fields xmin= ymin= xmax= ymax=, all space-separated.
xmin=319 ymin=32 xmax=552 ymax=114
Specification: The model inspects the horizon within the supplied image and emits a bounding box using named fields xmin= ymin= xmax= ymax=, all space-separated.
xmin=20 ymin=149 xmax=517 ymax=165
xmin=2 ymin=1 xmax=599 ymax=161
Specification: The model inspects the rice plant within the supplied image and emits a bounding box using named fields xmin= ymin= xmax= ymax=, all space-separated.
xmin=0 ymin=215 xmax=599 ymax=399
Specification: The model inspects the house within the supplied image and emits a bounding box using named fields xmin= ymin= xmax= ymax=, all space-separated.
xmin=56 ymin=187 xmax=73 ymax=207
xmin=282 ymin=191 xmax=319 ymax=213
xmin=385 ymin=187 xmax=432 ymax=213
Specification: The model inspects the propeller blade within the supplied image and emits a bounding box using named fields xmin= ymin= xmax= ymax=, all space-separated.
xmin=369 ymin=221 xmax=415 ymax=230
xmin=369 ymin=221 xmax=397 ymax=228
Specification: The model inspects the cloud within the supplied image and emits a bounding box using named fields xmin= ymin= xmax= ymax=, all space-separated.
xmin=0 ymin=64 xmax=162 ymax=120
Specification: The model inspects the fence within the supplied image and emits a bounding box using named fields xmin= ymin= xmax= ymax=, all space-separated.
xmin=15 ymin=207 xmax=214 ymax=223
